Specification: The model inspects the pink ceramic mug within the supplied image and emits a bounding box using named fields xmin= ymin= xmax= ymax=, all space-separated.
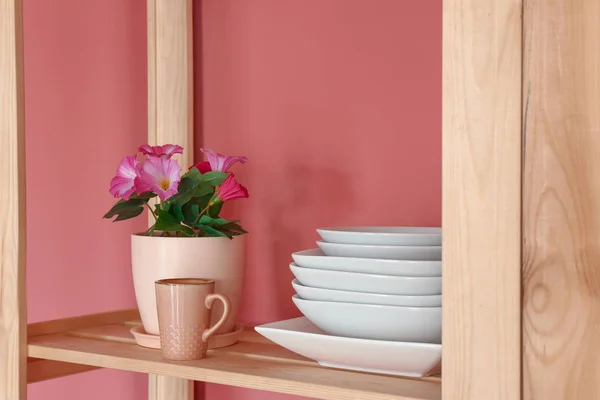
xmin=155 ymin=278 xmax=231 ymax=361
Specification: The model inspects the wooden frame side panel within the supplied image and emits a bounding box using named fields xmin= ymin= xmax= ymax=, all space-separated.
xmin=0 ymin=0 xmax=27 ymax=398
xmin=147 ymin=1 xmax=194 ymax=399
xmin=522 ymin=0 xmax=600 ymax=398
xmin=442 ymin=1 xmax=523 ymax=399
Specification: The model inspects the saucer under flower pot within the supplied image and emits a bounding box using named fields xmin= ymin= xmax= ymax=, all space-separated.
xmin=130 ymin=324 xmax=245 ymax=350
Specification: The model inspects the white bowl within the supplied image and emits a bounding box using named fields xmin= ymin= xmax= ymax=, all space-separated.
xmin=292 ymin=295 xmax=442 ymax=343
xmin=317 ymin=241 xmax=441 ymax=261
xmin=292 ymin=279 xmax=442 ymax=307
xmin=292 ymin=249 xmax=441 ymax=277
xmin=317 ymin=226 xmax=441 ymax=246
xmin=290 ymin=263 xmax=441 ymax=295
xmin=255 ymin=317 xmax=441 ymax=377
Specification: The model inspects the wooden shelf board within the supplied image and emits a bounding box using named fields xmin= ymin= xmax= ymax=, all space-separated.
xmin=27 ymin=310 xmax=441 ymax=400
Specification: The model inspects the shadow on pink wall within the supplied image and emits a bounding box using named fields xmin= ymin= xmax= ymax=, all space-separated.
xmin=195 ymin=1 xmax=441 ymax=399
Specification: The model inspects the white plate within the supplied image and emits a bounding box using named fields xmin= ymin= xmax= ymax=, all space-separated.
xmin=317 ymin=241 xmax=441 ymax=261
xmin=290 ymin=263 xmax=441 ymax=295
xmin=292 ymin=249 xmax=441 ymax=277
xmin=255 ymin=317 xmax=441 ymax=377
xmin=317 ymin=226 xmax=441 ymax=246
xmin=292 ymin=295 xmax=442 ymax=343
xmin=292 ymin=279 xmax=442 ymax=307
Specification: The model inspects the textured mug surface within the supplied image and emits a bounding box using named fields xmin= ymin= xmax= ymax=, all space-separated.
xmin=155 ymin=278 xmax=231 ymax=361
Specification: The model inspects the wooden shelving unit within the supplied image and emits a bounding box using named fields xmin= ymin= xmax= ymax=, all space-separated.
xmin=26 ymin=310 xmax=440 ymax=400
xmin=1 ymin=0 xmax=522 ymax=398
xmin=6 ymin=0 xmax=599 ymax=399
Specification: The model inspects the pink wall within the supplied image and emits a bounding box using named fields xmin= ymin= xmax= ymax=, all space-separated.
xmin=22 ymin=0 xmax=440 ymax=399
xmin=24 ymin=0 xmax=147 ymax=398
xmin=197 ymin=1 xmax=441 ymax=399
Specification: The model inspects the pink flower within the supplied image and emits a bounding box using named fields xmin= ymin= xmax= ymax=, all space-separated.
xmin=134 ymin=157 xmax=182 ymax=201
xmin=109 ymin=156 xmax=140 ymax=200
xmin=213 ymin=174 xmax=249 ymax=204
xmin=139 ymin=144 xmax=183 ymax=159
xmin=193 ymin=148 xmax=247 ymax=173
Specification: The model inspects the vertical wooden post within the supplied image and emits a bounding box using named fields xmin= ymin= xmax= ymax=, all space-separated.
xmin=442 ymin=0 xmax=523 ymax=399
xmin=522 ymin=0 xmax=600 ymax=398
xmin=147 ymin=0 xmax=194 ymax=399
xmin=0 ymin=0 xmax=27 ymax=398
xmin=147 ymin=0 xmax=194 ymax=160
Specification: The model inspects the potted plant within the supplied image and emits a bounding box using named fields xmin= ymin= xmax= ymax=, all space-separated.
xmin=104 ymin=144 xmax=249 ymax=342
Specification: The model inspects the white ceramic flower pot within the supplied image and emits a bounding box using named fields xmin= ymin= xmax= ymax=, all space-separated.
xmin=131 ymin=234 xmax=246 ymax=336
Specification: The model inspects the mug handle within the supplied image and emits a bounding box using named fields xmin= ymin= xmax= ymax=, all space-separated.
xmin=202 ymin=293 xmax=232 ymax=342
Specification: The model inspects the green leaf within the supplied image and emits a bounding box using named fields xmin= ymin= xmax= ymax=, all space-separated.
xmin=221 ymin=222 xmax=247 ymax=234
xmin=169 ymin=177 xmax=198 ymax=205
xmin=182 ymin=203 xmax=200 ymax=225
xmin=194 ymin=183 xmax=214 ymax=198
xmin=189 ymin=193 xmax=212 ymax=209
xmin=181 ymin=167 xmax=202 ymax=182
xmin=215 ymin=229 xmax=235 ymax=239
xmin=199 ymin=171 xmax=229 ymax=186
xmin=113 ymin=205 xmax=144 ymax=221
xmin=103 ymin=198 xmax=148 ymax=219
xmin=155 ymin=209 xmax=194 ymax=236
xmin=177 ymin=177 xmax=197 ymax=194
xmin=104 ymin=200 xmax=130 ymax=219
xmin=194 ymin=223 xmax=228 ymax=237
xmin=170 ymin=176 xmax=213 ymax=207
xmin=130 ymin=192 xmax=156 ymax=200
xmin=213 ymin=225 xmax=241 ymax=238
xmin=199 ymin=215 xmax=230 ymax=226
xmin=156 ymin=208 xmax=179 ymax=224
xmin=170 ymin=203 xmax=185 ymax=222
xmin=179 ymin=224 xmax=195 ymax=236
xmin=170 ymin=189 xmax=195 ymax=206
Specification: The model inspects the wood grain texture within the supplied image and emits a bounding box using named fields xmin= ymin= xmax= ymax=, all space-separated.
xmin=442 ymin=0 xmax=522 ymax=399
xmin=0 ymin=0 xmax=26 ymax=398
xmin=147 ymin=0 xmax=193 ymax=161
xmin=522 ymin=0 xmax=600 ymax=398
xmin=28 ymin=322 xmax=441 ymax=400
xmin=147 ymin=1 xmax=194 ymax=397
xmin=149 ymin=376 xmax=193 ymax=400
xmin=57 ymin=319 xmax=443 ymax=383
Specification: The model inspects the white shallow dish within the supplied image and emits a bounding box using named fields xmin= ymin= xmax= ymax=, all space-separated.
xmin=292 ymin=249 xmax=441 ymax=277
xmin=317 ymin=226 xmax=441 ymax=246
xmin=292 ymin=279 xmax=442 ymax=307
xmin=290 ymin=263 xmax=441 ymax=295
xmin=292 ymin=295 xmax=442 ymax=343
xmin=317 ymin=241 xmax=441 ymax=261
xmin=255 ymin=317 xmax=441 ymax=377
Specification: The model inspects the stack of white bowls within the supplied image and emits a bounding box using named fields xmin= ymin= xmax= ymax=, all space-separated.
xmin=290 ymin=227 xmax=442 ymax=344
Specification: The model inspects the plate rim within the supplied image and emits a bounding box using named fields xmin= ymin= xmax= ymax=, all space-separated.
xmin=290 ymin=262 xmax=442 ymax=282
xmin=255 ymin=316 xmax=442 ymax=350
